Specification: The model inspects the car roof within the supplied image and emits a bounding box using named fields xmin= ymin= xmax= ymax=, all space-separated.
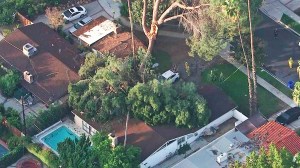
xmin=79 ymin=17 xmax=92 ymax=25
xmin=162 ymin=70 xmax=175 ymax=79
xmin=69 ymin=6 xmax=84 ymax=13
xmin=285 ymin=107 xmax=300 ymax=115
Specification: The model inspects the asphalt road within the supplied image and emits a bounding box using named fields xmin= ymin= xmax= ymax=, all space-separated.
xmin=255 ymin=12 xmax=300 ymax=83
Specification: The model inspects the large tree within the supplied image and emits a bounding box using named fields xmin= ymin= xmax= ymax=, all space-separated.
xmin=57 ymin=132 xmax=141 ymax=168
xmin=68 ymin=50 xmax=153 ymax=121
xmin=127 ymin=79 xmax=210 ymax=128
xmin=230 ymin=144 xmax=297 ymax=168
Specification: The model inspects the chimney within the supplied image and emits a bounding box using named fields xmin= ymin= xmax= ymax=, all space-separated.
xmin=23 ymin=71 xmax=33 ymax=84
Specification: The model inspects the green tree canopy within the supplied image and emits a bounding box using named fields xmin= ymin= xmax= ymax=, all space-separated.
xmin=230 ymin=144 xmax=297 ymax=168
xmin=57 ymin=132 xmax=141 ymax=168
xmin=127 ymin=79 xmax=210 ymax=128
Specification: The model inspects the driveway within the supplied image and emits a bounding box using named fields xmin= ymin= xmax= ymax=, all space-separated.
xmin=255 ymin=12 xmax=300 ymax=84
xmin=33 ymin=1 xmax=111 ymax=32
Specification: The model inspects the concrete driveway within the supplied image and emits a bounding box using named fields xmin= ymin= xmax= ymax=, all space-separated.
xmin=33 ymin=1 xmax=111 ymax=32
xmin=268 ymin=107 xmax=300 ymax=130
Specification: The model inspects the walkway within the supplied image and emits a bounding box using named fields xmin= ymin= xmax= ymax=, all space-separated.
xmin=220 ymin=46 xmax=296 ymax=108
xmin=260 ymin=0 xmax=300 ymax=36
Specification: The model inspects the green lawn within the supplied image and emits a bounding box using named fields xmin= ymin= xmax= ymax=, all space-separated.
xmin=202 ymin=63 xmax=286 ymax=117
xmin=152 ymin=50 xmax=172 ymax=73
xmin=256 ymin=68 xmax=292 ymax=98
xmin=281 ymin=14 xmax=300 ymax=34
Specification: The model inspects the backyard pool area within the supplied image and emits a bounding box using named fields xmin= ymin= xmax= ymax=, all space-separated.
xmin=41 ymin=125 xmax=79 ymax=152
xmin=34 ymin=120 xmax=86 ymax=154
xmin=0 ymin=144 xmax=8 ymax=157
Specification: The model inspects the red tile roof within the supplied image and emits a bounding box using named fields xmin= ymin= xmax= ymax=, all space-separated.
xmin=247 ymin=121 xmax=300 ymax=155
xmin=0 ymin=23 xmax=81 ymax=105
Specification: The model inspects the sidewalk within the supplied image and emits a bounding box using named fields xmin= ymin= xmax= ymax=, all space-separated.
xmin=220 ymin=46 xmax=296 ymax=108
xmin=260 ymin=0 xmax=300 ymax=35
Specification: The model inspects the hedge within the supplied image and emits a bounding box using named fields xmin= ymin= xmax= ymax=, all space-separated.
xmin=27 ymin=104 xmax=71 ymax=136
xmin=26 ymin=143 xmax=59 ymax=168
xmin=0 ymin=146 xmax=26 ymax=168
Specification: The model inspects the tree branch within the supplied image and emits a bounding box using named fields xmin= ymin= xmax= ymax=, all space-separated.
xmin=152 ymin=0 xmax=161 ymax=22
xmin=157 ymin=2 xmax=210 ymax=25
xmin=142 ymin=0 xmax=149 ymax=35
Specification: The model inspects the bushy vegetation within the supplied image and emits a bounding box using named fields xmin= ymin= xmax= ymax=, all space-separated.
xmin=26 ymin=143 xmax=59 ymax=168
xmin=0 ymin=0 xmax=61 ymax=25
xmin=0 ymin=146 xmax=26 ymax=168
xmin=0 ymin=104 xmax=22 ymax=130
xmin=69 ymin=51 xmax=210 ymax=128
xmin=26 ymin=104 xmax=70 ymax=136
xmin=57 ymin=132 xmax=141 ymax=168
xmin=231 ymin=144 xmax=299 ymax=168
xmin=128 ymin=80 xmax=210 ymax=128
xmin=0 ymin=70 xmax=20 ymax=97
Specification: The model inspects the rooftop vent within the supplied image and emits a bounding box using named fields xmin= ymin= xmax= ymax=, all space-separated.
xmin=217 ymin=153 xmax=228 ymax=164
xmin=23 ymin=71 xmax=33 ymax=84
xmin=23 ymin=43 xmax=37 ymax=57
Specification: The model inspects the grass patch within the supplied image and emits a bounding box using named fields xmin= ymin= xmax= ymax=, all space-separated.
xmin=202 ymin=63 xmax=286 ymax=117
xmin=152 ymin=50 xmax=172 ymax=73
xmin=256 ymin=68 xmax=292 ymax=98
xmin=281 ymin=13 xmax=300 ymax=34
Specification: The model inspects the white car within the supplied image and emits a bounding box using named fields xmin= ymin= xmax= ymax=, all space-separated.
xmin=161 ymin=70 xmax=179 ymax=83
xmin=69 ymin=16 xmax=93 ymax=34
xmin=62 ymin=6 xmax=87 ymax=23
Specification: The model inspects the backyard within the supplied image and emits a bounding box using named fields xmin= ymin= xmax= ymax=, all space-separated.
xmin=202 ymin=63 xmax=288 ymax=117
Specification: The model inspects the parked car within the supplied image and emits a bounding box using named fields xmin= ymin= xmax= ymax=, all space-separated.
xmin=62 ymin=6 xmax=87 ymax=23
xmin=160 ymin=70 xmax=179 ymax=83
xmin=69 ymin=16 xmax=93 ymax=34
xmin=275 ymin=107 xmax=300 ymax=125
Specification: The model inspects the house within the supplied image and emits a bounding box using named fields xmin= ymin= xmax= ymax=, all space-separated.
xmin=73 ymin=16 xmax=146 ymax=58
xmin=0 ymin=23 xmax=82 ymax=105
xmin=72 ymin=110 xmax=198 ymax=161
xmin=72 ymin=16 xmax=117 ymax=46
xmin=247 ymin=121 xmax=300 ymax=155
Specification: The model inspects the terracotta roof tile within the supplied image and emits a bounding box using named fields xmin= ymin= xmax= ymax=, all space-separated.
xmin=247 ymin=121 xmax=300 ymax=155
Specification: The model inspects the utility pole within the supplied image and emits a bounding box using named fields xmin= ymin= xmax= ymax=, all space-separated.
xmin=21 ymin=96 xmax=26 ymax=136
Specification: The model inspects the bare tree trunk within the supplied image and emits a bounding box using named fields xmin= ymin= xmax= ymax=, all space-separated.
xmin=247 ymin=0 xmax=257 ymax=115
xmin=127 ymin=0 xmax=135 ymax=58
xmin=147 ymin=38 xmax=155 ymax=56
xmin=237 ymin=13 xmax=254 ymax=116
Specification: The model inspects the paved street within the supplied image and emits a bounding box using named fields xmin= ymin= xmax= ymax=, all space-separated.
xmin=255 ymin=13 xmax=300 ymax=83
xmin=33 ymin=1 xmax=111 ymax=32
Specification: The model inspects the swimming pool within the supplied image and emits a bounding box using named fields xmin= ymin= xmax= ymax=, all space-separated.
xmin=41 ymin=125 xmax=79 ymax=152
xmin=0 ymin=144 xmax=8 ymax=157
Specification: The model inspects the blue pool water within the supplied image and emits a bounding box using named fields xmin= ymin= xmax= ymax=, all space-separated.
xmin=42 ymin=126 xmax=79 ymax=152
xmin=0 ymin=144 xmax=8 ymax=157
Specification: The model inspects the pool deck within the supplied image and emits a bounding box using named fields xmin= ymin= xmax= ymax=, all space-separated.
xmin=33 ymin=118 xmax=88 ymax=154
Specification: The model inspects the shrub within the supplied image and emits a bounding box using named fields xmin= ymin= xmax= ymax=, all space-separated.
xmin=0 ymin=146 xmax=26 ymax=168
xmin=0 ymin=70 xmax=20 ymax=97
xmin=120 ymin=2 xmax=129 ymax=17
xmin=27 ymin=104 xmax=70 ymax=136
xmin=26 ymin=143 xmax=59 ymax=168
xmin=5 ymin=107 xmax=22 ymax=130
xmin=7 ymin=136 xmax=31 ymax=150
xmin=2 ymin=29 xmax=12 ymax=37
